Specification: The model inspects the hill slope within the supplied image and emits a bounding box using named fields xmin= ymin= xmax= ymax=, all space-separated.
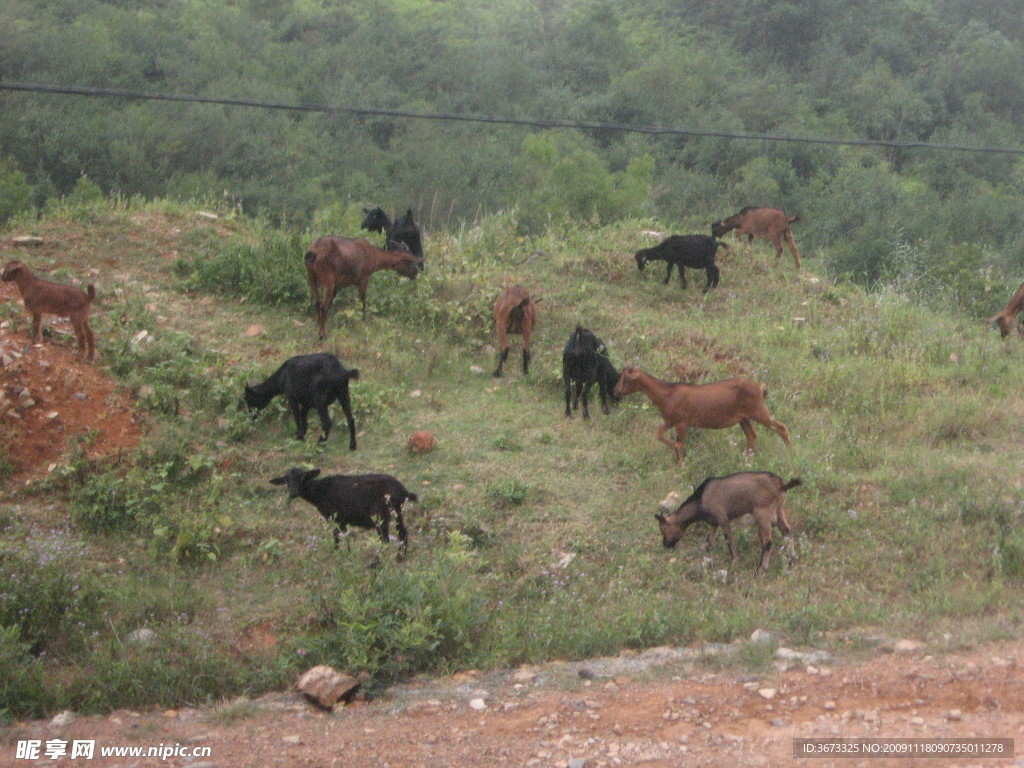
xmin=2 ymin=197 xmax=1023 ymax=716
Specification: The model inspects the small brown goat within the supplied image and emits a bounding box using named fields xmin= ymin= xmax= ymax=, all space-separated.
xmin=492 ymin=284 xmax=538 ymax=377
xmin=988 ymin=281 xmax=1024 ymax=338
xmin=655 ymin=472 xmax=801 ymax=575
xmin=304 ymin=236 xmax=423 ymax=338
xmin=1 ymin=259 xmax=96 ymax=361
xmin=613 ymin=366 xmax=791 ymax=464
xmin=711 ymin=207 xmax=801 ymax=269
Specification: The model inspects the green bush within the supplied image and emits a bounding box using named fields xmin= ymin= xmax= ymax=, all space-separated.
xmin=309 ymin=533 xmax=494 ymax=690
xmin=176 ymin=229 xmax=307 ymax=307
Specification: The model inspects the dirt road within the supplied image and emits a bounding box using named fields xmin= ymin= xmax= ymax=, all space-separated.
xmin=5 ymin=638 xmax=1023 ymax=768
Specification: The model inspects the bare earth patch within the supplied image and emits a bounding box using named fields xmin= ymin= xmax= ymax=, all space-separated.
xmin=1 ymin=281 xmax=141 ymax=483
xmin=3 ymin=639 xmax=1022 ymax=767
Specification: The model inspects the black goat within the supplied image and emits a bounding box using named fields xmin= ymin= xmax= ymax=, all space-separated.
xmin=270 ymin=467 xmax=415 ymax=553
xmin=634 ymin=235 xmax=725 ymax=292
xmin=244 ymin=353 xmax=359 ymax=449
xmin=361 ymin=206 xmax=424 ymax=265
xmin=562 ymin=324 xmax=619 ymax=419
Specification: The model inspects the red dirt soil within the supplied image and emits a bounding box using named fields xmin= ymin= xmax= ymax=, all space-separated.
xmin=1 ymin=280 xmax=141 ymax=484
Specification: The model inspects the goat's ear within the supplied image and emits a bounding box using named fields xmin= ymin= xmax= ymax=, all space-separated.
xmin=654 ymin=513 xmax=665 ymax=522
xmin=269 ymin=476 xmax=286 ymax=485
xmin=305 ymin=468 xmax=321 ymax=480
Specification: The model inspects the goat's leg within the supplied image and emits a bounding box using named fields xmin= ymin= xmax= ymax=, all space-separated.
xmin=564 ymin=376 xmax=573 ymax=417
xmin=784 ymin=232 xmax=801 ymax=269
xmin=394 ymin=503 xmax=409 ymax=558
xmin=358 ymin=279 xmax=370 ymax=319
xmin=663 ymin=262 xmax=673 ymax=285
xmin=315 ymin=401 xmax=333 ymax=444
xmin=493 ymin=346 xmax=510 ymax=377
xmin=702 ymin=525 xmax=719 ymax=551
xmin=656 ymin=422 xmax=686 ymax=464
xmin=317 ymin=285 xmax=336 ymax=340
xmin=739 ymin=419 xmax=758 ymax=454
xmin=720 ymin=520 xmax=740 ymax=569
xmin=580 ymin=381 xmax=592 ymax=420
xmin=704 ymin=264 xmax=720 ymax=292
xmin=288 ymin=397 xmax=308 ymax=440
xmin=337 ymin=389 xmax=358 ymax=451
xmin=83 ymin=319 xmax=96 ymax=362
xmin=775 ymin=506 xmax=796 ymax=566
xmin=678 ymin=265 xmax=688 ymax=289
xmin=522 ymin=347 xmax=531 ymax=375
xmin=762 ymin=416 xmax=792 ymax=447
xmin=755 ymin=520 xmax=773 ymax=576
xmin=71 ymin=319 xmax=87 ymax=359
xmin=771 ymin=235 xmax=784 ymax=263
xmin=30 ymin=313 xmax=43 ymax=344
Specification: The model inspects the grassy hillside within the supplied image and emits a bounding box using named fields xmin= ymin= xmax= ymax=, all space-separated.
xmin=2 ymin=195 xmax=1024 ymax=717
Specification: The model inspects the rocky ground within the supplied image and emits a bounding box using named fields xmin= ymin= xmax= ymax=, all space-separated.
xmin=3 ymin=637 xmax=1023 ymax=768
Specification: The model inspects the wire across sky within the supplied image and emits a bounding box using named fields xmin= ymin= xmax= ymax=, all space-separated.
xmin=3 ymin=80 xmax=1024 ymax=156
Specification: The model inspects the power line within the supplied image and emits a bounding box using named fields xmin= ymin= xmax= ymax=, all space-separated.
xmin=4 ymin=80 xmax=1024 ymax=156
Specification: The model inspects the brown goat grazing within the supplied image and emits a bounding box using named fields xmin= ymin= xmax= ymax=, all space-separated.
xmin=655 ymin=472 xmax=801 ymax=575
xmin=493 ymin=284 xmax=538 ymax=377
xmin=1 ymin=260 xmax=96 ymax=361
xmin=613 ymin=366 xmax=791 ymax=465
xmin=711 ymin=207 xmax=801 ymax=269
xmin=304 ymin=236 xmax=423 ymax=338
xmin=989 ymin=281 xmax=1024 ymax=338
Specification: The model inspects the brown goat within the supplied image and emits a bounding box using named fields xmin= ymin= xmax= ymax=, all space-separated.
xmin=655 ymin=472 xmax=801 ymax=575
xmin=711 ymin=207 xmax=801 ymax=269
xmin=988 ymin=281 xmax=1024 ymax=338
xmin=1 ymin=259 xmax=96 ymax=361
xmin=304 ymin=236 xmax=423 ymax=339
xmin=492 ymin=284 xmax=538 ymax=377
xmin=613 ymin=365 xmax=791 ymax=464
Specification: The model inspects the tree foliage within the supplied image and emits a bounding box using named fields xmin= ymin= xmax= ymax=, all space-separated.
xmin=2 ymin=0 xmax=1024 ymax=282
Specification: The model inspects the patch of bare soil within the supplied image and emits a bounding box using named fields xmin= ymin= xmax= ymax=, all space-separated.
xmin=1 ymin=281 xmax=142 ymax=484
xmin=4 ymin=640 xmax=1023 ymax=767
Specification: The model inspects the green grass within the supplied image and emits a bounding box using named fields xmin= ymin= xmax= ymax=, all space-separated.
xmin=3 ymin=195 xmax=1024 ymax=715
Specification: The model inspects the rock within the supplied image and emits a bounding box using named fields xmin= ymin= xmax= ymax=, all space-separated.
xmin=12 ymin=236 xmax=44 ymax=246
xmin=758 ymin=688 xmax=777 ymax=700
xmin=893 ymin=639 xmax=923 ymax=653
xmin=407 ymin=431 xmax=437 ymax=455
xmin=243 ymin=324 xmax=265 ymax=338
xmin=469 ymin=698 xmax=487 ymax=711
xmin=296 ymin=665 xmax=360 ymax=709
xmin=49 ymin=710 xmax=76 ymax=728
xmin=824 ymin=701 xmax=836 ymax=711
xmin=195 ymin=211 xmax=220 ymax=220
xmin=568 ymin=758 xmax=587 ymax=768
xmin=132 ymin=329 xmax=152 ymax=345
xmin=946 ymin=709 xmax=962 ymax=721
xmin=126 ymin=628 xmax=157 ymax=645
xmin=470 ymin=365 xmax=485 ymax=374
xmin=750 ymin=629 xmax=774 ymax=645
xmin=407 ymin=699 xmax=443 ymax=717
xmin=659 ymin=491 xmax=683 ymax=511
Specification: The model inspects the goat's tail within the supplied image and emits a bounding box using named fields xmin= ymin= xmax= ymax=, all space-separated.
xmin=782 ymin=478 xmax=803 ymax=492
xmin=406 ymin=492 xmax=419 ymax=503
xmin=788 ymin=215 xmax=800 ymax=225
xmin=346 ymin=368 xmax=361 ymax=381
xmin=86 ymin=284 xmax=96 ymax=301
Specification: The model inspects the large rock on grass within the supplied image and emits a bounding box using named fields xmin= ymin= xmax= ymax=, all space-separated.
xmin=296 ymin=665 xmax=360 ymax=709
